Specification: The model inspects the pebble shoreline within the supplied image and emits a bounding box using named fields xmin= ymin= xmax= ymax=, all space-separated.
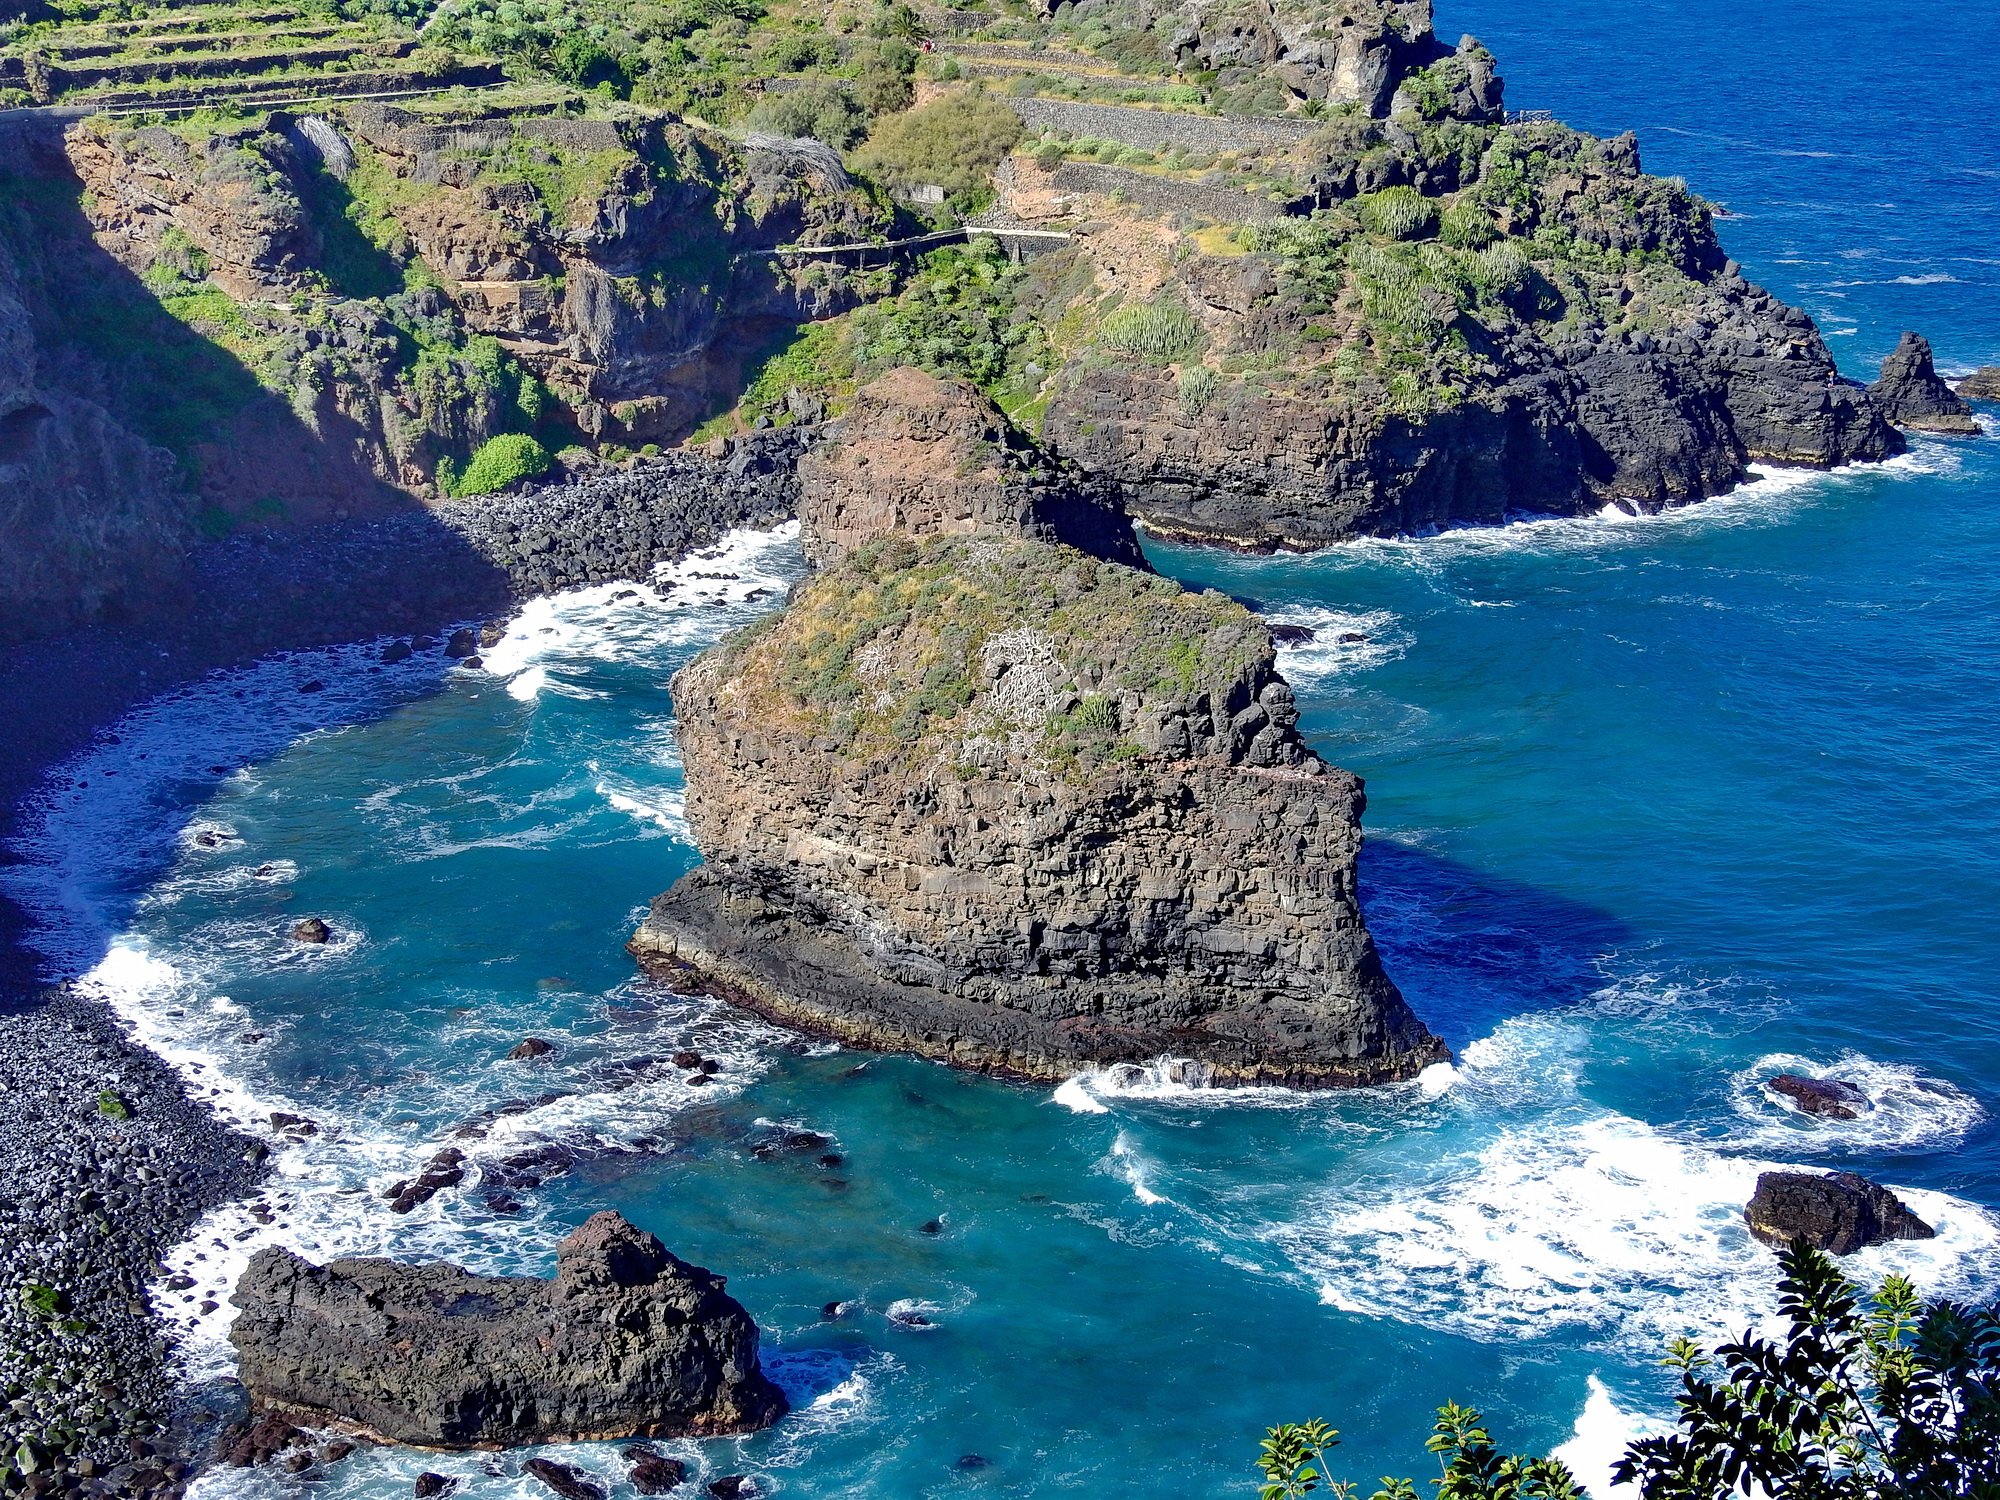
xmin=0 ymin=435 xmax=808 ymax=1497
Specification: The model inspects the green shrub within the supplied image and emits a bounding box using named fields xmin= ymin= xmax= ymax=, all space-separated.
xmin=1439 ymin=197 xmax=1498 ymax=249
xmin=854 ymin=37 xmax=917 ymax=114
xmin=95 ymin=1090 xmax=130 ymax=1120
xmin=1177 ymin=363 xmax=1218 ymax=415
xmin=455 ymin=433 xmax=552 ymax=496
xmin=744 ymin=80 xmax=868 ymax=148
xmin=853 ymin=88 xmax=1023 ymax=204
xmin=1469 ymin=240 xmax=1533 ymax=304
xmin=1357 ymin=185 xmax=1439 ymax=241
xmin=20 ymin=1284 xmax=66 ymax=1319
xmin=1098 ymin=296 xmax=1201 ymax=360
xmin=850 ymin=241 xmax=1036 ymax=390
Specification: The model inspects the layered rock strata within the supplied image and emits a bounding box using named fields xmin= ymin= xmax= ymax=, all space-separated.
xmin=634 ymin=524 xmax=1443 ymax=1086
xmin=1868 ymin=332 xmax=1980 ymax=434
xmin=797 ymin=367 xmax=1145 ymax=570
xmin=229 ymin=1211 xmax=785 ymax=1447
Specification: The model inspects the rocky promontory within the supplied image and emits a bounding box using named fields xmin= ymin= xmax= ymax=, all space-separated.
xmin=229 ymin=1211 xmax=785 ymax=1447
xmin=636 ymin=387 xmax=1442 ymax=1084
xmin=797 ymin=367 xmax=1145 ymax=571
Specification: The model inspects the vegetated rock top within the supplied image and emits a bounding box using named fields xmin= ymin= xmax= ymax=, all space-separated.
xmin=229 ymin=1210 xmax=785 ymax=1447
xmin=637 ymin=528 xmax=1445 ymax=1086
xmin=712 ymin=530 xmax=1271 ymax=775
xmin=797 ymin=365 xmax=1146 ymax=569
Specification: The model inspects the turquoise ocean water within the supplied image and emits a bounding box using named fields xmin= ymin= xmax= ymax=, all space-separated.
xmin=6 ymin=1 xmax=1999 ymax=1494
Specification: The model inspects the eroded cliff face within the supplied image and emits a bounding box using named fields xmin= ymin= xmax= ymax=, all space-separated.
xmin=798 ymin=366 xmax=1147 ymax=570
xmin=634 ymin=531 xmax=1444 ymax=1085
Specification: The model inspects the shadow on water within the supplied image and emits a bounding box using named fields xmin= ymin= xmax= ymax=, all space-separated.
xmin=1360 ymin=840 xmax=1639 ymax=1052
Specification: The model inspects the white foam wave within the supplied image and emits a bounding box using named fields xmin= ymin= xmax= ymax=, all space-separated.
xmin=1 ymin=641 xmax=449 ymax=976
xmin=1055 ymin=1056 xmax=1316 ymax=1113
xmin=1553 ymin=1377 xmax=1661 ymax=1500
xmin=1319 ymin=447 xmax=1951 ymax=569
xmin=1262 ymin=607 xmax=1409 ymax=685
xmin=598 ymin=781 xmax=690 ymax=841
xmin=1727 ymin=1052 xmax=1984 ymax=1153
xmin=1281 ymin=1107 xmax=1999 ymax=1354
xmin=75 ymin=930 xmax=790 ymax=1382
xmin=1102 ymin=1130 xmax=1169 ymax=1205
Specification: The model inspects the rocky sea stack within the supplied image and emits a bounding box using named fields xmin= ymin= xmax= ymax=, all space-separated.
xmin=229 ymin=1212 xmax=785 ymax=1447
xmin=634 ymin=378 xmax=1443 ymax=1085
xmin=1868 ymin=332 xmax=1981 ymax=435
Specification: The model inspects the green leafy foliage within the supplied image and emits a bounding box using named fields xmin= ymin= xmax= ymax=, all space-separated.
xmin=850 ymin=241 xmax=1036 ymax=391
xmin=1613 ymin=1240 xmax=2000 ymax=1500
xmin=454 ymin=432 xmax=553 ymax=496
xmin=743 ymin=79 xmax=867 ymax=147
xmin=1098 ymin=295 xmax=1201 ymax=360
xmin=95 ymin=1090 xmax=130 ymax=1120
xmin=1259 ymin=1406 xmax=1581 ymax=1500
xmin=19 ymin=1284 xmax=67 ymax=1319
xmin=1177 ymin=363 xmax=1219 ymax=415
xmin=1357 ymin=185 xmax=1439 ymax=242
xmin=851 ymin=87 xmax=1022 ymax=207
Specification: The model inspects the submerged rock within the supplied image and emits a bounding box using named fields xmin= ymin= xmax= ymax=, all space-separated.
xmin=524 ymin=1459 xmax=605 ymax=1500
xmin=507 ymin=1036 xmax=556 ymax=1060
xmin=1767 ymin=1073 xmax=1868 ymax=1120
xmin=1744 ymin=1170 xmax=1935 ymax=1255
xmin=229 ymin=1211 xmax=786 ymax=1446
xmin=289 ymin=917 xmax=332 ymax=944
xmin=1868 ymin=333 xmax=1981 ymax=434
xmin=633 ymin=531 xmax=1443 ymax=1087
xmin=797 ymin=367 xmax=1146 ymax=572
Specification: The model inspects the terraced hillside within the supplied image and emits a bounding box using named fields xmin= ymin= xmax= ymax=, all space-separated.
xmin=0 ymin=0 xmax=503 ymax=111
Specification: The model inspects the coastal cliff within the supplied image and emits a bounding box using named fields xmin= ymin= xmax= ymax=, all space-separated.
xmin=1004 ymin=10 xmax=1906 ymax=545
xmin=636 ymin=376 xmax=1443 ymax=1085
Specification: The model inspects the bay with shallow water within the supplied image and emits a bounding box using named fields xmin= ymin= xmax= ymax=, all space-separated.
xmin=7 ymin=0 xmax=2000 ymax=1494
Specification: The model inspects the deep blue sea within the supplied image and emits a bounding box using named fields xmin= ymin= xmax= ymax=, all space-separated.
xmin=7 ymin=2 xmax=1999 ymax=1495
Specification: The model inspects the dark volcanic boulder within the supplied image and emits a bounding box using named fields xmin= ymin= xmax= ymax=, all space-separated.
xmin=229 ymin=1211 xmax=786 ymax=1446
xmin=798 ymin=367 xmax=1146 ymax=571
xmin=1957 ymin=366 xmax=2000 ymax=401
xmin=1744 ymin=1170 xmax=1936 ymax=1255
xmin=632 ymin=532 xmax=1444 ymax=1087
xmin=1868 ymin=332 xmax=1980 ymax=434
xmin=1767 ymin=1073 xmax=1868 ymax=1120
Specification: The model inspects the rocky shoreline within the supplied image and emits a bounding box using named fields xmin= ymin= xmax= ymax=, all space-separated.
xmin=0 ymin=443 xmax=802 ymax=1497
xmin=0 ymin=987 xmax=266 ymax=1499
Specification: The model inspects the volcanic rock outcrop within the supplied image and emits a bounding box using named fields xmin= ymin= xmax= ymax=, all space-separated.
xmin=634 ymin=461 xmax=1443 ymax=1082
xmin=797 ymin=366 xmax=1146 ymax=570
xmin=1024 ymin=8 xmax=1909 ymax=547
xmin=1744 ymin=1170 xmax=1936 ymax=1256
xmin=229 ymin=1211 xmax=785 ymax=1446
xmin=1868 ymin=332 xmax=1980 ymax=434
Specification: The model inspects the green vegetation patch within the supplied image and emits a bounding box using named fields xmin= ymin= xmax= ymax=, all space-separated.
xmin=716 ymin=532 xmax=1265 ymax=772
xmin=451 ymin=432 xmax=553 ymax=495
xmin=850 ymin=86 xmax=1021 ymax=209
